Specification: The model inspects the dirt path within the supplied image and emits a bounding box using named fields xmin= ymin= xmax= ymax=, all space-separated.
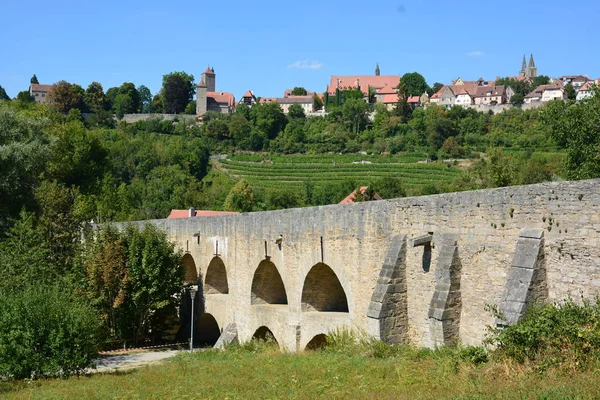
xmin=89 ymin=350 xmax=180 ymax=374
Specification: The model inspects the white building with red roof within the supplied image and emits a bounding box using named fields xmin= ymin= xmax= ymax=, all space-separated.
xmin=29 ymin=84 xmax=52 ymax=103
xmin=576 ymin=81 xmax=596 ymax=101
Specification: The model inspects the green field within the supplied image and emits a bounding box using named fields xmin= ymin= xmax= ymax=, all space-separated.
xmin=4 ymin=344 xmax=598 ymax=399
xmin=216 ymin=154 xmax=463 ymax=192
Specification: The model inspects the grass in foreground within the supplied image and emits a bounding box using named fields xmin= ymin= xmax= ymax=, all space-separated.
xmin=3 ymin=341 xmax=600 ymax=399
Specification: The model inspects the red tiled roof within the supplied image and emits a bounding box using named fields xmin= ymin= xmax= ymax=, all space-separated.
xmin=339 ymin=187 xmax=383 ymax=204
xmin=525 ymin=83 xmax=562 ymax=98
xmin=207 ymin=91 xmax=235 ymax=107
xmin=377 ymin=85 xmax=397 ymax=95
xmin=204 ymin=67 xmax=215 ymax=74
xmin=380 ymin=94 xmax=399 ymax=104
xmin=453 ymin=87 xmax=469 ymax=95
xmin=328 ymin=75 xmax=400 ymax=96
xmin=30 ymin=84 xmax=52 ymax=92
xmin=473 ymin=85 xmax=506 ymax=98
xmin=242 ymin=90 xmax=254 ymax=98
xmin=579 ymin=81 xmax=595 ymax=91
xmin=167 ymin=209 xmax=239 ymax=219
xmin=407 ymin=95 xmax=420 ymax=103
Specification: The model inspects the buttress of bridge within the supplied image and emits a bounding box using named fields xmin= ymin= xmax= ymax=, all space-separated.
xmin=367 ymin=235 xmax=409 ymax=344
xmin=427 ymin=234 xmax=462 ymax=348
xmin=497 ymin=228 xmax=546 ymax=327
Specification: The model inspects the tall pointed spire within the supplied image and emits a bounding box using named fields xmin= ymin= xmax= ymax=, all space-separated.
xmin=521 ymin=54 xmax=527 ymax=72
xmin=375 ymin=62 xmax=380 ymax=76
xmin=529 ymin=54 xmax=535 ymax=68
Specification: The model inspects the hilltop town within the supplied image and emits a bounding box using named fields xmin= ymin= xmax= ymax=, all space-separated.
xmin=21 ymin=54 xmax=600 ymax=120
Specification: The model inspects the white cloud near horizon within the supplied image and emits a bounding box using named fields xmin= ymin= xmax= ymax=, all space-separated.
xmin=287 ymin=60 xmax=324 ymax=69
xmin=465 ymin=51 xmax=485 ymax=57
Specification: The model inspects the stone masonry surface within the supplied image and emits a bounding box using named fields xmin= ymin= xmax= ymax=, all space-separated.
xmin=126 ymin=179 xmax=600 ymax=350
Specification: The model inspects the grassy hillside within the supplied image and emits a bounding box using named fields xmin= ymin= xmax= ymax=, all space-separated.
xmin=216 ymin=153 xmax=463 ymax=192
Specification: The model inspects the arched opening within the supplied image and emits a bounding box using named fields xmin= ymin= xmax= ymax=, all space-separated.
xmin=301 ymin=263 xmax=349 ymax=312
xmin=252 ymin=326 xmax=278 ymax=346
xmin=251 ymin=260 xmax=288 ymax=305
xmin=196 ymin=313 xmax=221 ymax=347
xmin=205 ymin=257 xmax=229 ymax=294
xmin=305 ymin=334 xmax=328 ymax=350
xmin=181 ymin=253 xmax=198 ymax=284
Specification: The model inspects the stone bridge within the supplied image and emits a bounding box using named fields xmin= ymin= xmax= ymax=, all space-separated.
xmin=140 ymin=179 xmax=600 ymax=350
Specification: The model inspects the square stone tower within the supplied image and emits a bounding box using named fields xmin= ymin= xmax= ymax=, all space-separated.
xmin=202 ymin=67 xmax=216 ymax=92
xmin=196 ymin=78 xmax=207 ymax=115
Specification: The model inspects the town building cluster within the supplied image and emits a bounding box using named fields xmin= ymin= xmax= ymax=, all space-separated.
xmin=28 ymin=54 xmax=599 ymax=117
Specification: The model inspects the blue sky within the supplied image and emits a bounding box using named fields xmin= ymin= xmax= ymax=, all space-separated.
xmin=2 ymin=0 xmax=599 ymax=99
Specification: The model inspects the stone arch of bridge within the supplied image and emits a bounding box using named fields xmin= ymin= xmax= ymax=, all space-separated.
xmin=196 ymin=312 xmax=221 ymax=347
xmin=301 ymin=263 xmax=349 ymax=313
xmin=251 ymin=259 xmax=288 ymax=306
xmin=181 ymin=253 xmax=199 ymax=285
xmin=205 ymin=256 xmax=229 ymax=294
xmin=251 ymin=325 xmax=280 ymax=347
xmin=305 ymin=333 xmax=329 ymax=350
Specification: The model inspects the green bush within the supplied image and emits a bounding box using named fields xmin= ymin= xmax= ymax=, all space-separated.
xmin=489 ymin=298 xmax=600 ymax=368
xmin=0 ymin=284 xmax=101 ymax=380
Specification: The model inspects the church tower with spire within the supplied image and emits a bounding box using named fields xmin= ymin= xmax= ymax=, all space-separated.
xmin=519 ymin=54 xmax=527 ymax=77
xmin=526 ymin=54 xmax=538 ymax=78
xmin=375 ymin=62 xmax=380 ymax=76
xmin=518 ymin=54 xmax=539 ymax=78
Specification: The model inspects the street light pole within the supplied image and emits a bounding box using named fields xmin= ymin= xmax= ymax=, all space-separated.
xmin=189 ymin=286 xmax=197 ymax=352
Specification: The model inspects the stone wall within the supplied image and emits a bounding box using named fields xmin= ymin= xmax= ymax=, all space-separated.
xmin=133 ymin=179 xmax=600 ymax=350
xmin=121 ymin=114 xmax=197 ymax=123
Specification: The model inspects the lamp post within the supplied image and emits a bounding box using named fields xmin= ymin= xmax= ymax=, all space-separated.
xmin=189 ymin=286 xmax=197 ymax=352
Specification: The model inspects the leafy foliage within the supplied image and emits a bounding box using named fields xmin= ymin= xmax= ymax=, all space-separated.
xmin=489 ymin=297 xmax=600 ymax=369
xmin=84 ymin=224 xmax=183 ymax=340
xmin=0 ymin=285 xmax=101 ymax=380
xmin=162 ymin=71 xmax=195 ymax=114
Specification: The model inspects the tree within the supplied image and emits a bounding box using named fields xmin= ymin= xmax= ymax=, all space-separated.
xmin=373 ymin=177 xmax=406 ymax=199
xmin=84 ymin=82 xmax=106 ymax=112
xmin=30 ymin=74 xmax=39 ymax=84
xmin=565 ymin=83 xmax=577 ymax=101
xmin=287 ymin=103 xmax=306 ymax=120
xmin=0 ymin=285 xmax=101 ymax=380
xmin=115 ymin=82 xmax=140 ymax=114
xmin=152 ymin=94 xmax=164 ymax=113
xmin=531 ymin=75 xmax=550 ymax=89
xmin=235 ymin=103 xmax=251 ymax=120
xmin=291 ymin=87 xmax=308 ymax=96
xmin=510 ymin=93 xmax=525 ymax=105
xmin=495 ymin=77 xmax=531 ymax=98
xmin=400 ymin=72 xmax=431 ymax=96
xmin=137 ymin=85 xmax=153 ymax=113
xmin=313 ymin=93 xmax=324 ymax=111
xmin=543 ymin=93 xmax=600 ymax=179
xmin=162 ymin=72 xmax=195 ymax=114
xmin=84 ymin=224 xmax=183 ymax=339
xmin=394 ymin=82 xmax=413 ymax=123
xmin=229 ymin=114 xmax=251 ymax=143
xmin=250 ymin=102 xmax=287 ymax=140
xmin=47 ymin=81 xmax=85 ymax=113
xmin=0 ymin=85 xmax=9 ymax=100
xmin=340 ymin=98 xmax=370 ymax=135
xmin=224 ymin=179 xmax=255 ymax=212
xmin=16 ymin=90 xmax=34 ymax=103
xmin=205 ymin=119 xmax=230 ymax=140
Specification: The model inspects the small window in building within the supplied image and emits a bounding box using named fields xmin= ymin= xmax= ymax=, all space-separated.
xmin=35 ymin=93 xmax=39 ymax=96
xmin=42 ymin=93 xmax=45 ymax=97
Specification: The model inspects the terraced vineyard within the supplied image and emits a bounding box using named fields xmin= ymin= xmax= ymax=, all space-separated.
xmin=216 ymin=154 xmax=463 ymax=192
